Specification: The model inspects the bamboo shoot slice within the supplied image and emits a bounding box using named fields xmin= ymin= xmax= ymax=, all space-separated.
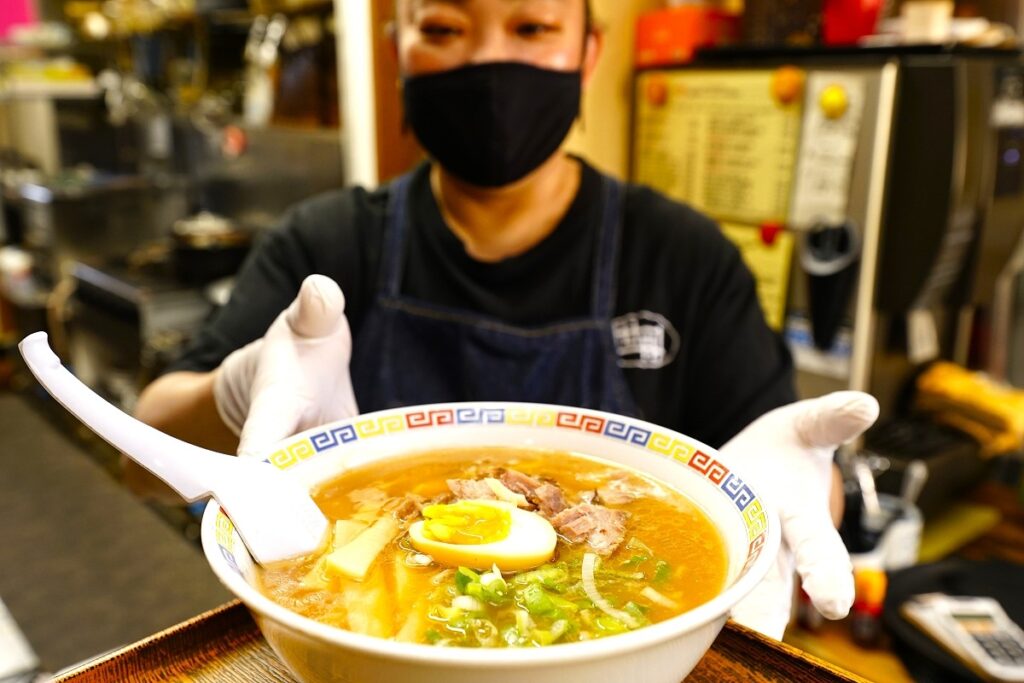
xmin=325 ymin=517 xmax=400 ymax=581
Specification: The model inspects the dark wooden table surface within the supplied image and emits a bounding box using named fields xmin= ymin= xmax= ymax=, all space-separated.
xmin=54 ymin=601 xmax=869 ymax=682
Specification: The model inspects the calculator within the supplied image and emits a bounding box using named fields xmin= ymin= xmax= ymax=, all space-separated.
xmin=901 ymin=594 xmax=1024 ymax=682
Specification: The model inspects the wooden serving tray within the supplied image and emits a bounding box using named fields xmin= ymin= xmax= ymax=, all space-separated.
xmin=55 ymin=601 xmax=868 ymax=683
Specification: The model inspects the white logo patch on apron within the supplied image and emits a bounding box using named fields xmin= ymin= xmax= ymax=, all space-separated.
xmin=612 ymin=311 xmax=680 ymax=369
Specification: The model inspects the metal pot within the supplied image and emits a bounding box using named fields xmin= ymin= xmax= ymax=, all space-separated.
xmin=172 ymin=212 xmax=252 ymax=285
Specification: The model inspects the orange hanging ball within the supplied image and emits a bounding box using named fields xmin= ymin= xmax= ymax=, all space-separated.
xmin=771 ymin=66 xmax=805 ymax=106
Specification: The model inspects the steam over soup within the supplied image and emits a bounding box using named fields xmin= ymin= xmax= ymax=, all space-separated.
xmin=257 ymin=447 xmax=728 ymax=647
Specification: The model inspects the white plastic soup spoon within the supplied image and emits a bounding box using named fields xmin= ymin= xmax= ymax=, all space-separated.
xmin=19 ymin=332 xmax=329 ymax=565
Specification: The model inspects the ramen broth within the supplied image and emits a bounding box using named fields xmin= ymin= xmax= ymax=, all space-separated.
xmin=257 ymin=447 xmax=728 ymax=647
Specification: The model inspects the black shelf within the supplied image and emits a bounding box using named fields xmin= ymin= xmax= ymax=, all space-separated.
xmin=691 ymin=43 xmax=1022 ymax=66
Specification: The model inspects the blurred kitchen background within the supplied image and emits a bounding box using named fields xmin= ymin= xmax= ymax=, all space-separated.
xmin=0 ymin=0 xmax=398 ymax=679
xmin=1 ymin=0 xmax=355 ymax=409
xmin=2 ymin=0 xmax=1024 ymax=682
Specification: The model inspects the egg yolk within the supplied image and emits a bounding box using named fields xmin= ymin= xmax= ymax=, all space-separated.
xmin=421 ymin=501 xmax=511 ymax=545
xmin=409 ymin=500 xmax=558 ymax=571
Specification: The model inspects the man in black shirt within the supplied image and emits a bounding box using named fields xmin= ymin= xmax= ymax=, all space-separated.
xmin=134 ymin=0 xmax=878 ymax=640
xmin=165 ymin=161 xmax=794 ymax=449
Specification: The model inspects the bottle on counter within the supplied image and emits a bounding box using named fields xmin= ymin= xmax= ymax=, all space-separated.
xmin=850 ymin=557 xmax=888 ymax=647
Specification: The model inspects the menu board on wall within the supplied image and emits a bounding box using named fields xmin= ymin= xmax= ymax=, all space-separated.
xmin=632 ymin=70 xmax=803 ymax=226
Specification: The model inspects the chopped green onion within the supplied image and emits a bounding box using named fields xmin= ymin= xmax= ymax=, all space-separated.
xmin=429 ymin=605 xmax=462 ymax=622
xmin=623 ymin=601 xmax=649 ymax=620
xmin=520 ymin=583 xmax=559 ymax=617
xmin=653 ymin=560 xmax=671 ymax=583
xmin=479 ymin=568 xmax=510 ymax=604
xmin=455 ymin=567 xmax=480 ymax=594
xmin=532 ymin=619 xmax=571 ymax=645
xmin=594 ymin=614 xmax=629 ymax=633
xmin=550 ymin=593 xmax=580 ymax=614
xmin=452 ymin=595 xmax=485 ymax=613
xmin=512 ymin=563 xmax=569 ymax=591
xmin=445 ymin=615 xmax=470 ymax=634
xmin=514 ymin=608 xmax=533 ymax=633
xmin=621 ymin=554 xmax=649 ymax=567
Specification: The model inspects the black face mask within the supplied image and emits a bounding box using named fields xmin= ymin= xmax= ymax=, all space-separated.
xmin=402 ymin=62 xmax=582 ymax=188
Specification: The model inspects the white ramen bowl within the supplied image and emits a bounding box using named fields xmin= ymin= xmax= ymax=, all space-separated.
xmin=201 ymin=402 xmax=781 ymax=683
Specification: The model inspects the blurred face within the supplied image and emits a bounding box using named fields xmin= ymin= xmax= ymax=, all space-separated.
xmin=395 ymin=0 xmax=599 ymax=188
xmin=396 ymin=0 xmax=597 ymax=81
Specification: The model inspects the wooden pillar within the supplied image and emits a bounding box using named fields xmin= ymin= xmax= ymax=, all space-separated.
xmin=370 ymin=0 xmax=422 ymax=183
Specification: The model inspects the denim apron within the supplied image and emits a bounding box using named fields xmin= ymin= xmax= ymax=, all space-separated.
xmin=350 ymin=171 xmax=638 ymax=416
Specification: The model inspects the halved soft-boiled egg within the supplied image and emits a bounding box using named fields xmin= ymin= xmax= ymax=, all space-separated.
xmin=408 ymin=499 xmax=557 ymax=572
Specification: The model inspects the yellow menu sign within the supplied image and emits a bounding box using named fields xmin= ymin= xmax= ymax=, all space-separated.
xmin=720 ymin=223 xmax=794 ymax=331
xmin=632 ymin=70 xmax=803 ymax=226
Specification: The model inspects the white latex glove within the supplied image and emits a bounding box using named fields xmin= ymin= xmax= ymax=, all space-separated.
xmin=213 ymin=274 xmax=359 ymax=457
xmin=722 ymin=391 xmax=879 ymax=640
